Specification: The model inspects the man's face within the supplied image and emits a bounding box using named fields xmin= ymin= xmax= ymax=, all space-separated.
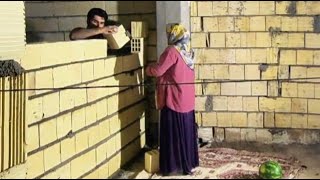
xmin=89 ymin=15 xmax=105 ymax=28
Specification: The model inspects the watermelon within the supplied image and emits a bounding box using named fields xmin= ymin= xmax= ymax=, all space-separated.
xmin=259 ymin=161 xmax=283 ymax=179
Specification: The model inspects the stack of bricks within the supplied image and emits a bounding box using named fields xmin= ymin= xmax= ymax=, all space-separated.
xmin=0 ymin=75 xmax=26 ymax=173
xmin=192 ymin=1 xmax=320 ymax=144
xmin=19 ymin=40 xmax=146 ymax=179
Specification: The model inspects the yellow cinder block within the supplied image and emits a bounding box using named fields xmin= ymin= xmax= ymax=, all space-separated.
xmin=236 ymin=49 xmax=251 ymax=63
xmin=57 ymin=113 xmax=72 ymax=139
xmin=213 ymin=96 xmax=228 ymax=111
xmin=236 ymin=82 xmax=251 ymax=96
xmin=250 ymin=17 xmax=265 ymax=31
xmin=210 ymin=33 xmax=225 ymax=47
xmin=308 ymin=115 xmax=320 ymax=129
xmin=231 ymin=112 xmax=247 ymax=127
xmin=61 ymin=137 xmax=76 ymax=162
xmin=246 ymin=33 xmax=256 ymax=47
xmin=221 ymin=83 xmax=236 ymax=96
xmin=36 ymin=69 xmax=53 ymax=95
xmin=298 ymin=17 xmax=314 ymax=31
xmin=264 ymin=112 xmax=275 ymax=127
xmin=308 ymin=99 xmax=320 ymax=114
xmin=280 ymin=50 xmax=296 ymax=65
xmin=199 ymin=65 xmax=213 ymax=79
xmin=298 ymin=83 xmax=315 ymax=98
xmin=290 ymin=66 xmax=307 ymax=79
xmin=191 ymin=33 xmax=207 ymax=48
xmin=26 ymin=125 xmax=40 ymax=153
xmin=218 ymin=17 xmax=234 ymax=32
xmin=202 ymin=112 xmax=217 ymax=126
xmin=195 ymin=96 xmax=206 ymax=112
xmin=259 ymin=1 xmax=275 ymax=15
xmin=44 ymin=143 xmax=61 ymax=171
xmin=229 ymin=65 xmax=244 ymax=80
xmin=88 ymin=125 xmax=100 ymax=146
xmin=81 ymin=61 xmax=94 ymax=83
xmin=275 ymin=113 xmax=291 ymax=128
xmin=315 ymin=84 xmax=320 ymax=98
xmin=191 ymin=17 xmax=202 ymax=32
xmin=297 ymin=50 xmax=314 ymax=65
xmin=276 ymin=1 xmax=291 ymax=14
xmin=104 ymin=25 xmax=129 ymax=49
xmin=268 ymin=81 xmax=279 ymax=97
xmin=259 ymin=97 xmax=275 ymax=112
xmin=275 ymin=98 xmax=292 ymax=113
xmin=288 ymin=33 xmax=305 ymax=48
xmin=212 ymin=1 xmax=228 ymax=15
xmin=247 ymin=113 xmax=263 ymax=128
xmin=245 ymin=65 xmax=260 ymax=80
xmin=26 ymin=151 xmax=45 ymax=178
xmin=75 ymin=130 xmax=89 ymax=153
xmin=145 ymin=150 xmax=159 ymax=174
xmin=268 ymin=47 xmax=280 ymax=64
xmin=262 ymin=66 xmax=278 ymax=80
xmin=282 ymin=82 xmax=298 ymax=97
xmin=266 ymin=16 xmax=281 ymax=30
xmin=226 ymin=33 xmax=240 ymax=47
xmin=291 ymin=114 xmax=307 ymax=129
xmin=39 ymin=119 xmax=57 ymax=146
xmin=235 ymin=17 xmax=250 ymax=31
xmin=217 ymin=112 xmax=232 ymax=127
xmin=197 ymin=1 xmax=213 ymax=16
xmin=213 ymin=65 xmax=229 ymax=79
xmin=252 ymin=81 xmax=267 ymax=96
xmin=228 ymin=97 xmax=242 ymax=111
xmin=256 ymin=33 xmax=271 ymax=47
xmin=278 ymin=66 xmax=289 ymax=79
xmin=242 ymin=1 xmax=259 ymax=15
xmin=94 ymin=59 xmax=106 ymax=79
xmin=292 ymin=98 xmax=308 ymax=113
xmin=281 ymin=17 xmax=297 ymax=31
xmin=243 ymin=97 xmax=258 ymax=112
xmin=251 ymin=49 xmax=267 ymax=63
xmin=72 ymin=108 xmax=86 ymax=132
xmin=131 ymin=21 xmax=148 ymax=38
xmin=190 ymin=1 xmax=197 ymax=16
xmin=220 ymin=49 xmax=235 ymax=64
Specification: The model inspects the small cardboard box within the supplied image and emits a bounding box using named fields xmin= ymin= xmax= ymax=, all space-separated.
xmin=104 ymin=24 xmax=130 ymax=49
xmin=145 ymin=149 xmax=159 ymax=173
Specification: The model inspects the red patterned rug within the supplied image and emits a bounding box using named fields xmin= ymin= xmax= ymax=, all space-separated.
xmin=151 ymin=147 xmax=303 ymax=179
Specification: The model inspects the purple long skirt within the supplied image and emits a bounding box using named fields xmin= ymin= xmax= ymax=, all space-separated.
xmin=159 ymin=106 xmax=199 ymax=175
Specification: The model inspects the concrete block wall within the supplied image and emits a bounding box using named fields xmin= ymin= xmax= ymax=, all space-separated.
xmin=18 ymin=40 xmax=146 ymax=179
xmin=24 ymin=0 xmax=157 ymax=148
xmin=192 ymin=1 xmax=320 ymax=144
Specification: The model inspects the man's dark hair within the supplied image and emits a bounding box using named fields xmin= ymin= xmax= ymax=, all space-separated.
xmin=87 ymin=8 xmax=108 ymax=27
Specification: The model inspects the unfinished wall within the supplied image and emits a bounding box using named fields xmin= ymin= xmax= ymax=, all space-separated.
xmin=24 ymin=1 xmax=155 ymax=42
xmin=14 ymin=40 xmax=146 ymax=178
xmin=192 ymin=1 xmax=320 ymax=144
xmin=24 ymin=1 xmax=157 ymax=147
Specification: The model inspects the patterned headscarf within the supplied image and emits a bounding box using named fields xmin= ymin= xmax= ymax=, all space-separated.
xmin=166 ymin=23 xmax=195 ymax=70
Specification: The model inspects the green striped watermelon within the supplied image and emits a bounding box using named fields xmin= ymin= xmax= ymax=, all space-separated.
xmin=259 ymin=161 xmax=283 ymax=179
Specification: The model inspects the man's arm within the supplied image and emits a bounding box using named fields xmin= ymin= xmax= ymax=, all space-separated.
xmin=69 ymin=26 xmax=118 ymax=40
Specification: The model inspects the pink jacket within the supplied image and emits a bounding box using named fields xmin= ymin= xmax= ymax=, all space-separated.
xmin=146 ymin=46 xmax=195 ymax=113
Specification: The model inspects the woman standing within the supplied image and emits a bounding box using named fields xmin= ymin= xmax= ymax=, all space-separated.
xmin=146 ymin=23 xmax=199 ymax=176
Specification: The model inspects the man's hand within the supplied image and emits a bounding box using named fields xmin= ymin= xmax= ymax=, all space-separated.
xmin=101 ymin=26 xmax=118 ymax=35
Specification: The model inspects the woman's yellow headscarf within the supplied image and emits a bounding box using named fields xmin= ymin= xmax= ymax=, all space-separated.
xmin=166 ymin=23 xmax=195 ymax=70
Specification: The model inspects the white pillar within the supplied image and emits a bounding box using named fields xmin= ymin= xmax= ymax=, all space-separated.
xmin=156 ymin=1 xmax=190 ymax=59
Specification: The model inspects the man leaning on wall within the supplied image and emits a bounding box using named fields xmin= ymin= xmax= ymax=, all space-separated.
xmin=69 ymin=8 xmax=119 ymax=40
